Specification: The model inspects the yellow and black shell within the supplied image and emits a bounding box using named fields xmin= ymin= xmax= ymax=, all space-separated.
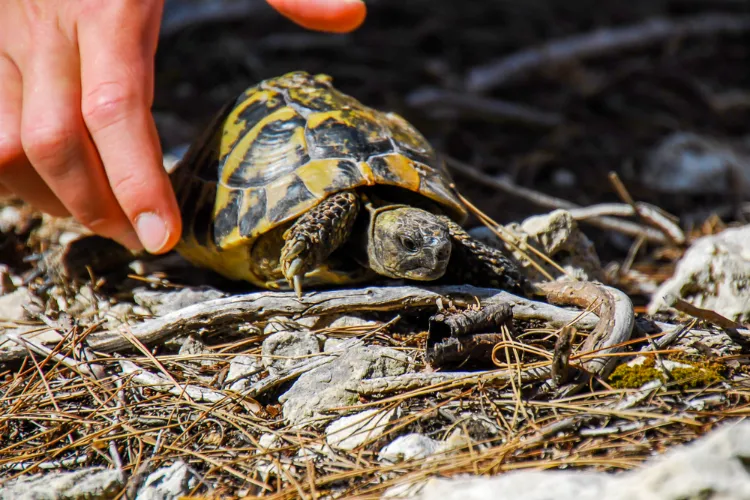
xmin=170 ymin=71 xmax=467 ymax=288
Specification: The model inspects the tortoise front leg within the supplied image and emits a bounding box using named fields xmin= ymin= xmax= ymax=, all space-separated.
xmin=280 ymin=190 xmax=360 ymax=296
xmin=439 ymin=216 xmax=530 ymax=295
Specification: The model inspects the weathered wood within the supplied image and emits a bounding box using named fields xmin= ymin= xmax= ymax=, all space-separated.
xmin=1 ymin=284 xmax=606 ymax=363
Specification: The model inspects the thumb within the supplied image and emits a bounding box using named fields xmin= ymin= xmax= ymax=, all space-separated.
xmin=266 ymin=0 xmax=366 ymax=33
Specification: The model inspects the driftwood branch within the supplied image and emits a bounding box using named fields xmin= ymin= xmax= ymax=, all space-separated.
xmin=466 ymin=14 xmax=750 ymax=92
xmin=535 ymin=280 xmax=634 ymax=378
xmin=1 ymin=285 xmax=601 ymax=363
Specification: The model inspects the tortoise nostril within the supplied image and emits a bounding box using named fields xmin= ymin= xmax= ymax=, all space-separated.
xmin=437 ymin=244 xmax=450 ymax=261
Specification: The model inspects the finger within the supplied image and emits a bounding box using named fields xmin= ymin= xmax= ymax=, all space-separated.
xmin=78 ymin=2 xmax=181 ymax=254
xmin=0 ymin=53 xmax=68 ymax=216
xmin=266 ymin=0 xmax=366 ymax=33
xmin=18 ymin=23 xmax=142 ymax=249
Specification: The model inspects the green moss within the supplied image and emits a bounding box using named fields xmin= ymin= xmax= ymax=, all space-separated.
xmin=667 ymin=354 xmax=726 ymax=389
xmin=609 ymin=357 xmax=662 ymax=389
xmin=608 ymin=355 xmax=726 ymax=390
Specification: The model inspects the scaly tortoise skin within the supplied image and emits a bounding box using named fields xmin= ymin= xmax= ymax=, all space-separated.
xmin=169 ymin=71 xmax=526 ymax=295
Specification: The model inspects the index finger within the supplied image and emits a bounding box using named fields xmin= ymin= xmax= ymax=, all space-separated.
xmin=77 ymin=1 xmax=181 ymax=254
xmin=266 ymin=0 xmax=366 ymax=33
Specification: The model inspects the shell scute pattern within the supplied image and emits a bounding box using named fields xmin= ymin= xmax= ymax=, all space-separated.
xmin=221 ymin=107 xmax=309 ymax=189
xmin=305 ymin=109 xmax=393 ymax=162
xmin=219 ymin=88 xmax=285 ymax=163
xmin=285 ymin=83 xmax=362 ymax=115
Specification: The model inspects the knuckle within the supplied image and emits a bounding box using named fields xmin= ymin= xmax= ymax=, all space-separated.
xmin=0 ymin=130 xmax=24 ymax=168
xmin=82 ymin=81 xmax=141 ymax=130
xmin=110 ymin=168 xmax=144 ymax=198
xmin=21 ymin=120 xmax=77 ymax=165
xmin=109 ymin=169 xmax=156 ymax=213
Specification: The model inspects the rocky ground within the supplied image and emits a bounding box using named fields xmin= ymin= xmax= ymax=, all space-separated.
xmin=2 ymin=0 xmax=750 ymax=499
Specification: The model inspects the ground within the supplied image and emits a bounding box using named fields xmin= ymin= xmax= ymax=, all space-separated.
xmin=1 ymin=0 xmax=750 ymax=498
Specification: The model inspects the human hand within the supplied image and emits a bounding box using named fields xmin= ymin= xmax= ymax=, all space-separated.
xmin=0 ymin=0 xmax=366 ymax=253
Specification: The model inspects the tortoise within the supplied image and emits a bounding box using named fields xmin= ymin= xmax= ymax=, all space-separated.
xmin=169 ymin=71 xmax=527 ymax=296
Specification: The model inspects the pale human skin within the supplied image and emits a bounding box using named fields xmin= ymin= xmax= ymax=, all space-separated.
xmin=0 ymin=0 xmax=366 ymax=253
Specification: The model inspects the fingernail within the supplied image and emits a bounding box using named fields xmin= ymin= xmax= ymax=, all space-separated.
xmin=135 ymin=212 xmax=169 ymax=253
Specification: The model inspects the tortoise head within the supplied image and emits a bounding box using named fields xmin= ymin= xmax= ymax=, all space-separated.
xmin=366 ymin=206 xmax=452 ymax=281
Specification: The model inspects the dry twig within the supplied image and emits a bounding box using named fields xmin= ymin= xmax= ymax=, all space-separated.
xmin=466 ymin=14 xmax=750 ymax=92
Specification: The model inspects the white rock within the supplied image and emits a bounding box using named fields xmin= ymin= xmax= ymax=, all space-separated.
xmin=226 ymin=355 xmax=262 ymax=391
xmin=136 ymin=460 xmax=195 ymax=500
xmin=323 ymin=314 xmax=381 ymax=330
xmin=395 ymin=421 xmax=750 ymax=500
xmin=0 ymin=287 xmax=36 ymax=322
xmin=622 ymin=420 xmax=750 ymax=500
xmin=414 ymin=471 xmax=607 ymax=500
xmin=253 ymin=433 xmax=288 ymax=482
xmin=261 ymin=330 xmax=322 ymax=373
xmin=0 ymin=467 xmax=123 ymax=500
xmin=279 ymin=345 xmax=411 ymax=425
xmin=104 ymin=302 xmax=149 ymax=329
xmin=379 ymin=434 xmax=441 ymax=463
xmin=471 ymin=209 xmax=603 ymax=282
xmin=326 ymin=408 xmax=399 ymax=451
xmin=264 ymin=315 xmax=319 ymax=334
xmin=649 ymin=225 xmax=750 ymax=322
xmin=258 ymin=432 xmax=282 ymax=451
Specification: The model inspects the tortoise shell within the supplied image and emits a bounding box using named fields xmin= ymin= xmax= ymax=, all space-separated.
xmin=170 ymin=71 xmax=467 ymax=286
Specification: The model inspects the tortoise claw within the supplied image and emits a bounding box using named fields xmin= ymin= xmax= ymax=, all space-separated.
xmin=284 ymin=256 xmax=305 ymax=297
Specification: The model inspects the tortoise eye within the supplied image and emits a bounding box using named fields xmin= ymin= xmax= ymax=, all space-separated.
xmin=401 ymin=236 xmax=418 ymax=253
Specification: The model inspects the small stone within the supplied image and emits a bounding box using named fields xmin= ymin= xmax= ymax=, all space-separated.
xmin=104 ymin=302 xmax=150 ymax=329
xmin=264 ymin=315 xmax=320 ymax=334
xmin=326 ymin=408 xmax=399 ymax=451
xmin=136 ymin=460 xmax=195 ymax=500
xmin=178 ymin=334 xmax=205 ymax=354
xmin=322 ymin=314 xmax=381 ymax=330
xmin=255 ymin=433 xmax=289 ymax=482
xmin=470 ymin=209 xmax=604 ymax=282
xmin=436 ymin=428 xmax=473 ymax=456
xmin=258 ymin=433 xmax=282 ymax=451
xmin=226 ymin=355 xmax=262 ymax=391
xmin=379 ymin=433 xmax=441 ymax=463
xmin=0 ymin=287 xmax=36 ymax=322
xmin=261 ymin=330 xmax=323 ymax=374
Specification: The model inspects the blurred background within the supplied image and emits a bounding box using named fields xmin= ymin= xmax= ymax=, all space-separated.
xmin=155 ymin=0 xmax=750 ymax=263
